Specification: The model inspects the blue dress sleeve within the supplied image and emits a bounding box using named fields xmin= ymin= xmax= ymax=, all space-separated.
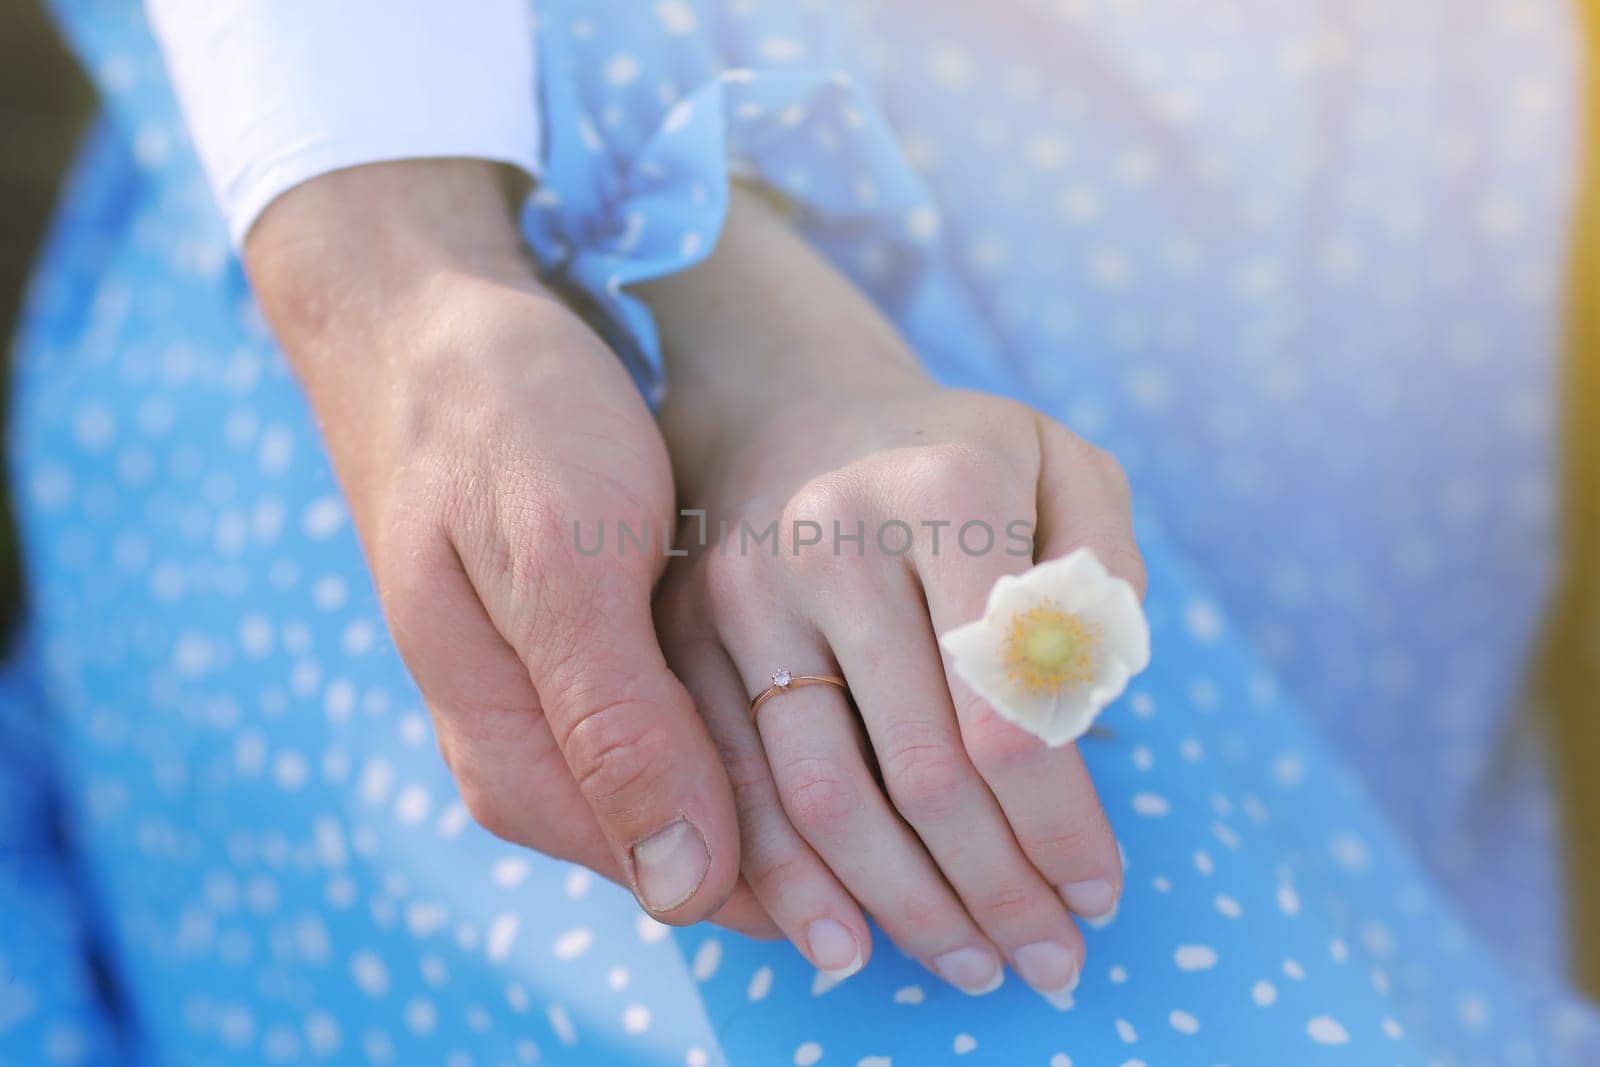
xmin=521 ymin=1 xmax=945 ymax=405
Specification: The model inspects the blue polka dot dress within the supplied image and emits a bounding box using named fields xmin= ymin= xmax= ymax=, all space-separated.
xmin=5 ymin=0 xmax=1598 ymax=1064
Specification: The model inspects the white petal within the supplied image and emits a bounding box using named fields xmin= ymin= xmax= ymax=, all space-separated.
xmin=1079 ymin=581 xmax=1151 ymax=672
xmin=939 ymin=548 xmax=1151 ymax=747
xmin=1037 ymin=687 xmax=1101 ymax=745
xmin=937 ymin=611 xmax=1006 ymax=673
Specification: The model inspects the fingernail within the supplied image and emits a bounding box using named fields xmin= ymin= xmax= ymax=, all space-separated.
xmin=631 ymin=818 xmax=710 ymax=912
xmin=932 ymin=947 xmax=1003 ymax=995
xmin=805 ymin=918 xmax=863 ymax=979
xmin=1060 ymin=879 xmax=1117 ymax=924
xmin=1013 ymin=940 xmax=1080 ymax=1009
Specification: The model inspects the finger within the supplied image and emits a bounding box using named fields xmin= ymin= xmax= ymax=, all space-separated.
xmin=710 ymin=880 xmax=784 ymax=940
xmin=819 ymin=572 xmax=1087 ymax=1007
xmin=954 ymin=704 xmax=1123 ymax=925
xmin=383 ymin=524 xmax=616 ymax=867
xmin=722 ymin=620 xmax=1006 ymax=996
xmin=379 ymin=530 xmax=780 ymax=941
xmin=658 ymin=609 xmax=871 ymax=976
xmin=452 ymin=496 xmax=741 ymax=925
xmin=1034 ymin=420 xmax=1146 ymax=597
xmin=914 ymin=430 xmax=1130 ymax=923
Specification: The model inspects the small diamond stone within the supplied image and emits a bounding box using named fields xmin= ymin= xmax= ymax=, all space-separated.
xmin=772 ymin=669 xmax=792 ymax=688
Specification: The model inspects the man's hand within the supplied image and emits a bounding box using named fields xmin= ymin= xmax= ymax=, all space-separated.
xmin=244 ymin=159 xmax=770 ymax=934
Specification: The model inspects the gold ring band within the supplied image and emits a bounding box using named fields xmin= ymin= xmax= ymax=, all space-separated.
xmin=750 ymin=668 xmax=849 ymax=719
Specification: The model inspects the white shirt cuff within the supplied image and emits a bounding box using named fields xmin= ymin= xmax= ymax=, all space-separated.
xmin=146 ymin=0 xmax=541 ymax=246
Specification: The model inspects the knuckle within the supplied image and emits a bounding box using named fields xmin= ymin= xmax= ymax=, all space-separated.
xmin=896 ymin=444 xmax=1002 ymax=513
xmin=961 ymin=708 xmax=1046 ymax=778
xmin=1092 ymin=447 xmax=1133 ymax=500
xmin=1058 ymin=430 xmax=1112 ymax=472
xmin=493 ymin=465 xmax=565 ymax=545
xmin=879 ymin=723 xmax=969 ymax=821
xmin=1020 ymin=815 xmax=1112 ymax=868
xmin=563 ymin=698 xmax=675 ymax=816
xmin=968 ymin=880 xmax=1042 ymax=925
xmin=1056 ymin=429 xmax=1130 ymax=495
xmin=779 ymin=756 xmax=861 ymax=836
xmin=782 ymin=474 xmax=862 ymax=532
xmin=534 ymin=572 xmax=643 ymax=673
xmin=746 ymin=851 xmax=812 ymax=900
xmin=457 ymin=468 xmax=564 ymax=589
xmin=722 ymin=744 xmax=780 ymax=816
xmin=895 ymin=891 xmax=955 ymax=933
xmin=780 ymin=475 xmax=869 ymax=578
xmin=463 ymin=485 xmax=661 ymax=664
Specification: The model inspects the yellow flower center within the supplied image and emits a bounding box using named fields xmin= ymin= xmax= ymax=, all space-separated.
xmin=1003 ymin=603 xmax=1101 ymax=695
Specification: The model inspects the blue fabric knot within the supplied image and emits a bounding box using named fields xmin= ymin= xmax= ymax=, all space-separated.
xmin=522 ymin=8 xmax=942 ymax=403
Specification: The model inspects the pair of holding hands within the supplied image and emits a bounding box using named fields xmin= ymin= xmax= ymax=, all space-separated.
xmin=250 ymin=160 xmax=1144 ymax=1005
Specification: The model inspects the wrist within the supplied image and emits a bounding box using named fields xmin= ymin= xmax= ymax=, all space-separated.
xmin=244 ymin=159 xmax=547 ymax=370
xmin=640 ymin=184 xmax=928 ymax=403
xmin=644 ymin=184 xmax=931 ymax=478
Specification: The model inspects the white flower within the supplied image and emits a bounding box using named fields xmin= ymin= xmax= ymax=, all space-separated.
xmin=939 ymin=548 xmax=1151 ymax=746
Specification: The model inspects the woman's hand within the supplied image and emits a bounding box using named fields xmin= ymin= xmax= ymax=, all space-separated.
xmin=244 ymin=160 xmax=776 ymax=936
xmin=641 ymin=188 xmax=1144 ymax=1000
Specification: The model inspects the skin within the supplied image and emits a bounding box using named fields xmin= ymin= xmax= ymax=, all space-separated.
xmin=244 ymin=159 xmax=775 ymax=937
xmin=245 ymin=160 xmax=1144 ymax=999
xmin=640 ymin=187 xmax=1147 ymax=1002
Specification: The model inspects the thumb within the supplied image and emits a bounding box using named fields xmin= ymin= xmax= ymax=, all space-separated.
xmin=486 ymin=538 xmax=742 ymax=924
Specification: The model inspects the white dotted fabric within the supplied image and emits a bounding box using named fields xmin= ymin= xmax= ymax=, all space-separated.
xmin=3 ymin=0 xmax=1596 ymax=1063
